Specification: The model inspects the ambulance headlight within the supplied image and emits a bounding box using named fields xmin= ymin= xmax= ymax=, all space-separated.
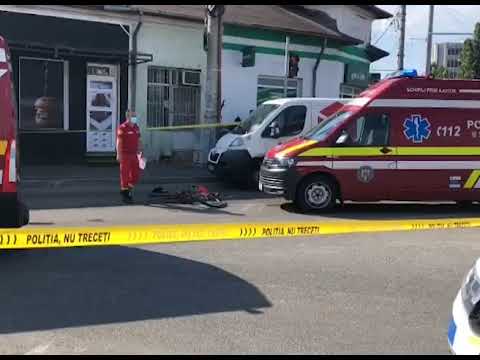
xmin=229 ymin=137 xmax=244 ymax=148
xmin=274 ymin=157 xmax=295 ymax=168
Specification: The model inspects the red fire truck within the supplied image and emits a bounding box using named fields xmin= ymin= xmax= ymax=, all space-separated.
xmin=0 ymin=36 xmax=29 ymax=227
xmin=259 ymin=69 xmax=480 ymax=212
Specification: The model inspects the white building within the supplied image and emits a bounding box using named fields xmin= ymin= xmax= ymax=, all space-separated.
xmin=128 ymin=5 xmax=392 ymax=162
xmin=0 ymin=5 xmax=392 ymax=165
xmin=432 ymin=42 xmax=463 ymax=79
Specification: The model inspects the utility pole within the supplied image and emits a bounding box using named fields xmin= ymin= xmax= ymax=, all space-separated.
xmin=397 ymin=5 xmax=406 ymax=70
xmin=425 ymin=5 xmax=434 ymax=76
xmin=204 ymin=5 xmax=224 ymax=126
xmin=283 ymin=36 xmax=290 ymax=97
xmin=197 ymin=5 xmax=224 ymax=165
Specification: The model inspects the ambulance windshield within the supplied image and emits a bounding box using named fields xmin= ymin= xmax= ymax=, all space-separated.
xmin=304 ymin=111 xmax=352 ymax=141
xmin=232 ymin=103 xmax=280 ymax=134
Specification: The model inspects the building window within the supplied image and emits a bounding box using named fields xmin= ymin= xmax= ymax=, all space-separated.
xmin=147 ymin=66 xmax=201 ymax=128
xmin=257 ymin=75 xmax=303 ymax=105
xmin=19 ymin=57 xmax=68 ymax=131
xmin=339 ymin=84 xmax=363 ymax=99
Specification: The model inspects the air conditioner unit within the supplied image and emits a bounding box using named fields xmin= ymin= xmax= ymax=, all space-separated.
xmin=182 ymin=70 xmax=201 ymax=86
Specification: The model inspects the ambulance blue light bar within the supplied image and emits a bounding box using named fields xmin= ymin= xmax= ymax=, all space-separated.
xmin=399 ymin=69 xmax=418 ymax=77
xmin=385 ymin=69 xmax=418 ymax=79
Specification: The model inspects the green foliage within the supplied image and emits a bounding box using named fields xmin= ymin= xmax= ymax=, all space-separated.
xmin=459 ymin=23 xmax=480 ymax=79
xmin=460 ymin=39 xmax=475 ymax=79
xmin=431 ymin=63 xmax=449 ymax=79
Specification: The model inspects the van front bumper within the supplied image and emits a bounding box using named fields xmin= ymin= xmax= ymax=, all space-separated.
xmin=207 ymin=149 xmax=255 ymax=181
xmin=259 ymin=160 xmax=303 ymax=200
xmin=259 ymin=164 xmax=287 ymax=195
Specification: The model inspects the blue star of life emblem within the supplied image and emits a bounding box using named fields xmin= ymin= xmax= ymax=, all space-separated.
xmin=403 ymin=115 xmax=431 ymax=143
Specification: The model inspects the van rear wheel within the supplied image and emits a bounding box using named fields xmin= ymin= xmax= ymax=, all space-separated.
xmin=295 ymin=175 xmax=337 ymax=213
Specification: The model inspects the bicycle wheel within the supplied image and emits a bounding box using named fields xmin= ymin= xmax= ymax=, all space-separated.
xmin=198 ymin=193 xmax=228 ymax=208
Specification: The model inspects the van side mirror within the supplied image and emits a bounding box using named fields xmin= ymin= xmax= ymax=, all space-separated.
xmin=335 ymin=132 xmax=350 ymax=146
xmin=268 ymin=121 xmax=281 ymax=138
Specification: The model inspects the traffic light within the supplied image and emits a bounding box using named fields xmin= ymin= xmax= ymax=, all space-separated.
xmin=289 ymin=54 xmax=300 ymax=78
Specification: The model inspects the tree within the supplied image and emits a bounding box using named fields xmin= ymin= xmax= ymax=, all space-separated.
xmin=459 ymin=23 xmax=480 ymax=79
xmin=431 ymin=62 xmax=449 ymax=79
xmin=460 ymin=39 xmax=475 ymax=79
xmin=473 ymin=23 xmax=480 ymax=77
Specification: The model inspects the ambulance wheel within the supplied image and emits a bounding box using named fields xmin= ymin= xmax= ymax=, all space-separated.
xmin=18 ymin=201 xmax=30 ymax=227
xmin=0 ymin=198 xmax=29 ymax=228
xmin=296 ymin=175 xmax=337 ymax=213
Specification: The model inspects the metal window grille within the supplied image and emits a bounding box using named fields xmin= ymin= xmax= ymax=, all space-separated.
xmin=147 ymin=66 xmax=201 ymax=128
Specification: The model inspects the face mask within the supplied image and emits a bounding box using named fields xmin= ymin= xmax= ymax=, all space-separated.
xmin=130 ymin=117 xmax=138 ymax=124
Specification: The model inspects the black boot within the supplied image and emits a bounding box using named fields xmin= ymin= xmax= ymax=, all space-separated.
xmin=121 ymin=190 xmax=133 ymax=204
xmin=127 ymin=187 xmax=134 ymax=203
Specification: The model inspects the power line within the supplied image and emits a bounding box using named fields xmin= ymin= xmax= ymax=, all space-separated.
xmin=373 ymin=17 xmax=396 ymax=45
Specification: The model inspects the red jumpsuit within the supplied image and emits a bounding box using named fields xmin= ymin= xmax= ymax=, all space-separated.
xmin=117 ymin=121 xmax=141 ymax=190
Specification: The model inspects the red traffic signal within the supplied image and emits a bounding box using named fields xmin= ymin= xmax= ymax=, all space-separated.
xmin=289 ymin=55 xmax=300 ymax=78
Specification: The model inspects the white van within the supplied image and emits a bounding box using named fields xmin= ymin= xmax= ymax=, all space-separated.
xmin=207 ymin=98 xmax=347 ymax=186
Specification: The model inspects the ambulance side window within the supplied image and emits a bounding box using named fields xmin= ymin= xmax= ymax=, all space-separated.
xmin=345 ymin=113 xmax=390 ymax=146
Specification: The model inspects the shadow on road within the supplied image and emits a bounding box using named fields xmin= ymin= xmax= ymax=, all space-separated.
xmin=0 ymin=247 xmax=271 ymax=334
xmin=21 ymin=182 xmax=273 ymax=211
xmin=280 ymin=202 xmax=480 ymax=220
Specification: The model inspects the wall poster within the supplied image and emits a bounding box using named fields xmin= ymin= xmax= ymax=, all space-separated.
xmin=86 ymin=63 xmax=118 ymax=153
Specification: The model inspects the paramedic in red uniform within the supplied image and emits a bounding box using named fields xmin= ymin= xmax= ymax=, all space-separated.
xmin=116 ymin=109 xmax=143 ymax=203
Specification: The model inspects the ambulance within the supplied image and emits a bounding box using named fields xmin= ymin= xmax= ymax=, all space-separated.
xmin=0 ymin=36 xmax=29 ymax=227
xmin=207 ymin=97 xmax=347 ymax=187
xmin=259 ymin=69 xmax=480 ymax=212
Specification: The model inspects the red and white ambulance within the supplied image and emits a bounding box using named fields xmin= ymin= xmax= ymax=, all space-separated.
xmin=259 ymin=69 xmax=480 ymax=212
xmin=0 ymin=36 xmax=29 ymax=227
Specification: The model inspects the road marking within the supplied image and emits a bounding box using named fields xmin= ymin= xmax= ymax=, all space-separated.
xmin=0 ymin=217 xmax=479 ymax=249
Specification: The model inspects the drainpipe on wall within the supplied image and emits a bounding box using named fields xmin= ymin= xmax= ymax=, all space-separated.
xmin=217 ymin=8 xmax=223 ymax=124
xmin=312 ymin=38 xmax=327 ymax=98
xmin=130 ymin=11 xmax=143 ymax=112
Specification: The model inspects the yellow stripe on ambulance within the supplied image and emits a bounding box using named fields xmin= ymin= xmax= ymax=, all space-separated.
xmin=464 ymin=170 xmax=480 ymax=189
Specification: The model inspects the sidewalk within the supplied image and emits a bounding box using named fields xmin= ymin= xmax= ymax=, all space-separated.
xmin=21 ymin=162 xmax=217 ymax=189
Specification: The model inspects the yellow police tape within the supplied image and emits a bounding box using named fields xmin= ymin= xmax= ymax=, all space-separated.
xmin=0 ymin=217 xmax=478 ymax=250
xmin=149 ymin=123 xmax=236 ymax=131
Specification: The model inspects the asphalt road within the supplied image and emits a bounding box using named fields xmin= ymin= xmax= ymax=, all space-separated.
xmin=0 ymin=228 xmax=475 ymax=354
xmin=22 ymin=181 xmax=480 ymax=227
xmin=3 ymin=181 xmax=478 ymax=354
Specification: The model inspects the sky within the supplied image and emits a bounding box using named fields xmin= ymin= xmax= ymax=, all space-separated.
xmin=370 ymin=5 xmax=480 ymax=77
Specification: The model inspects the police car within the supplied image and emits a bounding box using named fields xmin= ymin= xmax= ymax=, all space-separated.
xmin=448 ymin=258 xmax=480 ymax=354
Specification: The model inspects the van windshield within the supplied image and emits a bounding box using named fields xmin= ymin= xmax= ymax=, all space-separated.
xmin=232 ymin=104 xmax=280 ymax=134
xmin=303 ymin=111 xmax=352 ymax=141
